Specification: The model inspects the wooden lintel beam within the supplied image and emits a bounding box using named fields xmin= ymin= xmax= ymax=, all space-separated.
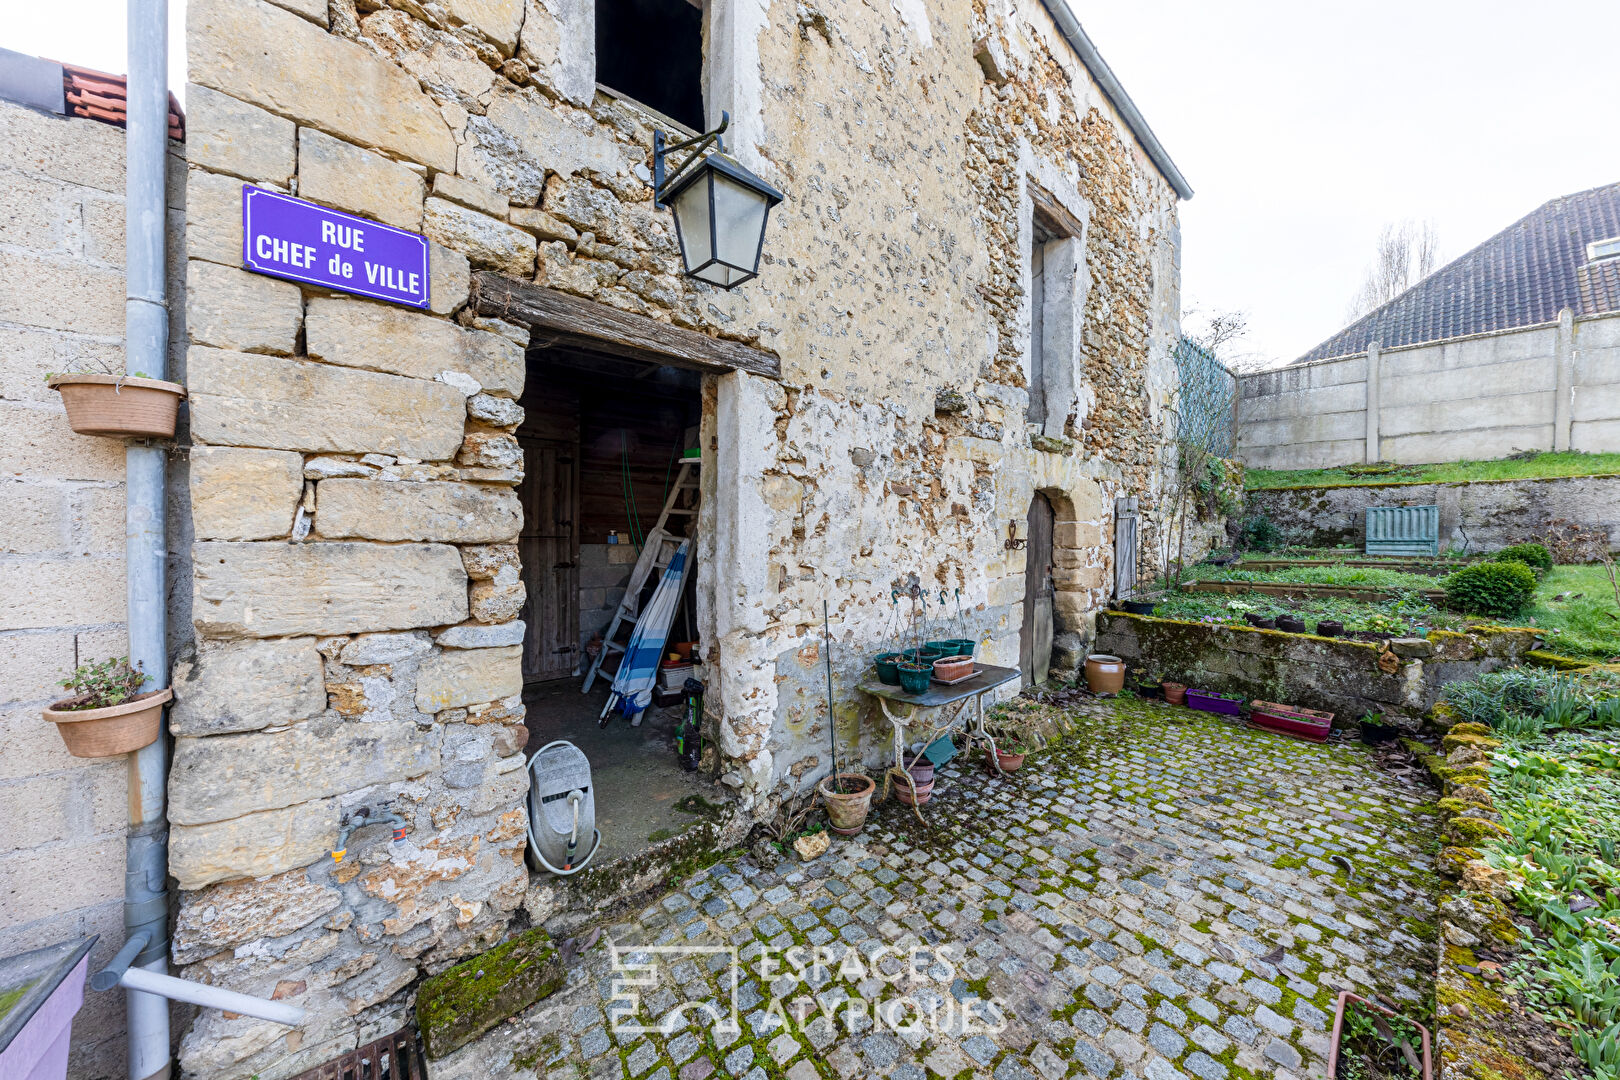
xmin=470 ymin=272 xmax=781 ymax=380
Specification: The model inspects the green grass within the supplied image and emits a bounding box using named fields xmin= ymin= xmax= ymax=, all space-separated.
xmin=1523 ymin=566 xmax=1620 ymax=662
xmin=1181 ymin=563 xmax=1441 ymax=591
xmin=1246 ymin=451 xmax=1620 ymax=490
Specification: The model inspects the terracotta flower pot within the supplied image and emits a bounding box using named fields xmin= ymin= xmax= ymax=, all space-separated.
xmin=932 ymin=655 xmax=974 ymax=682
xmin=1083 ymin=654 xmax=1125 ymax=696
xmin=986 ymin=747 xmax=1026 ymax=774
xmin=819 ymin=773 xmax=875 ymax=835
xmin=892 ymin=764 xmax=935 ymax=806
xmin=43 ymin=687 xmax=171 ymax=757
xmin=1161 ymin=681 xmax=1187 ymax=706
xmin=48 ymin=373 xmax=185 ymax=439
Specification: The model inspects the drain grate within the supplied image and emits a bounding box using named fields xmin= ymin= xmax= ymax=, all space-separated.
xmin=286 ymin=1027 xmax=425 ymax=1080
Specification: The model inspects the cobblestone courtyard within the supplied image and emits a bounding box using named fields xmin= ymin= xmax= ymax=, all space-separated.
xmin=441 ymin=700 xmax=1442 ymax=1080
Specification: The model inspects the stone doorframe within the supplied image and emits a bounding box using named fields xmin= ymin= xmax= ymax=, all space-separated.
xmin=470 ymin=273 xmax=786 ymax=802
xmin=1021 ymin=452 xmax=1113 ymax=679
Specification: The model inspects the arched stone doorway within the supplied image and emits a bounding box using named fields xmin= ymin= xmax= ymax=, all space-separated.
xmin=1019 ymin=492 xmax=1055 ymax=686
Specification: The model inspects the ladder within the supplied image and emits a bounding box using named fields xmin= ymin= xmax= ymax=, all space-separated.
xmin=580 ymin=456 xmax=701 ymax=694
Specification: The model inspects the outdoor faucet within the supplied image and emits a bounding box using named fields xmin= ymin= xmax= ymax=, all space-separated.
xmin=331 ymin=806 xmax=408 ymax=864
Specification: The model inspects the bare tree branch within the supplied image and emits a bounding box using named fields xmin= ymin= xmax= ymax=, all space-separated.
xmin=1346 ymin=219 xmax=1442 ymax=320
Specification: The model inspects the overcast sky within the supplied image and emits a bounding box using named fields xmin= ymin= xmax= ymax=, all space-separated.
xmin=9 ymin=1 xmax=1619 ymax=368
xmin=1075 ymin=0 xmax=1620 ymax=367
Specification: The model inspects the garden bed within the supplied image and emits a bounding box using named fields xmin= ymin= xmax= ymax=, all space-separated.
xmin=1245 ymin=450 xmax=1620 ymax=490
xmin=1406 ymin=667 xmax=1620 ymax=1080
xmin=1182 ymin=579 xmax=1447 ymax=604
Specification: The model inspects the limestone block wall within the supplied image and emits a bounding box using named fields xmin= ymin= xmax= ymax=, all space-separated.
xmin=0 ymin=98 xmax=188 ymax=1079
xmin=1237 ymin=311 xmax=1620 ymax=470
xmin=1246 ymin=475 xmax=1620 ymax=554
xmin=172 ymin=0 xmax=1189 ymax=1071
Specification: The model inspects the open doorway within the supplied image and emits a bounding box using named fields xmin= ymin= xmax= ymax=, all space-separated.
xmin=1019 ymin=493 xmax=1055 ymax=686
xmin=518 ymin=343 xmax=714 ymax=864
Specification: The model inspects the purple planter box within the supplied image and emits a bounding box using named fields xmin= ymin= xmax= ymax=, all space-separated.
xmin=1186 ymin=689 xmax=1244 ymax=716
xmin=0 ymin=937 xmax=96 ymax=1080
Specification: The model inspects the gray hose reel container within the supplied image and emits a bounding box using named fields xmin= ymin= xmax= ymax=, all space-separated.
xmin=526 ymin=740 xmax=601 ymax=875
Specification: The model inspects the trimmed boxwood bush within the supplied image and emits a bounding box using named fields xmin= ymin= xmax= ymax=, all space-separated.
xmin=1444 ymin=561 xmax=1537 ymax=618
xmin=1492 ymin=542 xmax=1553 ymax=577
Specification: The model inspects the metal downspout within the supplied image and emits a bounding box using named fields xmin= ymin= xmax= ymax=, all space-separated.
xmin=124 ymin=1 xmax=171 ymax=1078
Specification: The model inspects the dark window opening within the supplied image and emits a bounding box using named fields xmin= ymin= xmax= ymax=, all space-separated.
xmin=596 ymin=0 xmax=705 ymax=132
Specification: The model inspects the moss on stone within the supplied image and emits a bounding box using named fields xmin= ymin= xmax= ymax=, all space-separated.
xmin=417 ymin=926 xmax=563 ymax=1060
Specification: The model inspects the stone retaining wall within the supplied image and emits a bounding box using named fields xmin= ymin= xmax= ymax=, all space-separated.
xmin=1095 ymin=612 xmax=1540 ymax=723
xmin=1245 ymin=473 xmax=1620 ymax=554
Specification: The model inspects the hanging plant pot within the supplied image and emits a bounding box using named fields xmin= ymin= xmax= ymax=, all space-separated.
xmin=1083 ymin=654 xmax=1126 ymax=696
xmin=819 ymin=773 xmax=874 ymax=835
xmin=896 ymin=662 xmax=932 ymax=694
xmin=47 ymin=374 xmax=185 ymax=439
xmin=1275 ymin=615 xmax=1307 ymax=634
xmin=873 ymin=652 xmax=901 ymax=685
xmin=1161 ymin=681 xmax=1187 ymax=706
xmin=43 ymin=687 xmax=171 ymax=757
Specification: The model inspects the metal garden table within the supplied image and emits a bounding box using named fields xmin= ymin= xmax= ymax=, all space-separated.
xmin=856 ymin=663 xmax=1021 ymax=820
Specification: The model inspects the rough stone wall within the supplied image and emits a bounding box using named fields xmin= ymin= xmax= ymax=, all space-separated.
xmin=1245 ymin=474 xmax=1620 ymax=554
xmin=174 ymin=0 xmax=1185 ymax=1072
xmin=0 ymin=98 xmax=189 ymax=1079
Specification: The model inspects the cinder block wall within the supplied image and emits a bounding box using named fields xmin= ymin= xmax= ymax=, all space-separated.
xmin=0 ymin=98 xmax=186 ymax=1079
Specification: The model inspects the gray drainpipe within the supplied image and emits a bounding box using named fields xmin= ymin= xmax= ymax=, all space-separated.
xmin=1036 ymin=0 xmax=1194 ymax=201
xmin=123 ymin=1 xmax=171 ymax=1077
xmin=116 ymin=7 xmax=307 ymax=1077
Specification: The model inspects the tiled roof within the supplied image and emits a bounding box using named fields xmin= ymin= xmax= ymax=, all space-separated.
xmin=61 ymin=62 xmax=184 ymax=140
xmin=1296 ymin=181 xmax=1620 ymax=363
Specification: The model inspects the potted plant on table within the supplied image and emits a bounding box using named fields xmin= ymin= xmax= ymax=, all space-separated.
xmin=47 ymin=361 xmax=184 ymax=439
xmin=42 ymin=657 xmax=170 ymax=757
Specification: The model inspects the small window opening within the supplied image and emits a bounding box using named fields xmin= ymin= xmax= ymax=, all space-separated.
xmin=1027 ymin=214 xmax=1060 ymax=427
xmin=596 ymin=0 xmax=705 ymax=131
xmin=1590 ymin=236 xmax=1620 ymax=263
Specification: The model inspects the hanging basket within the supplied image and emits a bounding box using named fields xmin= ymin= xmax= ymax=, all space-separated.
xmin=43 ymin=688 xmax=171 ymax=757
xmin=48 ymin=373 xmax=185 ymax=439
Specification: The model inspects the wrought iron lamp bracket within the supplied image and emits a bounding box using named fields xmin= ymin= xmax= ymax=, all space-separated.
xmin=653 ymin=111 xmax=731 ymax=209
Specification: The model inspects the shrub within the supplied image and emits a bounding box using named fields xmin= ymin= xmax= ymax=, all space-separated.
xmin=1238 ymin=513 xmax=1285 ymax=552
xmin=1493 ymin=542 xmax=1553 ymax=576
xmin=56 ymin=656 xmax=147 ymax=710
xmin=1445 ymin=561 xmax=1537 ymax=618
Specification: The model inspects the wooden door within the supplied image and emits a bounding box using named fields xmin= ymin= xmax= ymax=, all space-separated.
xmin=519 ymin=437 xmax=580 ymax=682
xmin=1019 ymin=493 xmax=1055 ymax=686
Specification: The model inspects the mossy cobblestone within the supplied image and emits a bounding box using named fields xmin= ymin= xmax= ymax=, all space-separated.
xmin=433 ymin=701 xmax=1442 ymax=1080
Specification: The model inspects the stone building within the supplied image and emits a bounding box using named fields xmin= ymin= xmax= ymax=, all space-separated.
xmin=1 ymin=0 xmax=1200 ymax=1072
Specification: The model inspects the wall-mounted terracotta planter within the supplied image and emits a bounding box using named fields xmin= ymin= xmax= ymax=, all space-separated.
xmin=43 ymin=688 xmax=171 ymax=757
xmin=47 ymin=374 xmax=185 ymax=439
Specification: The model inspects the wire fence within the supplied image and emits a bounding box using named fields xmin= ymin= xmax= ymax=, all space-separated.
xmin=1172 ymin=336 xmax=1236 ymax=457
